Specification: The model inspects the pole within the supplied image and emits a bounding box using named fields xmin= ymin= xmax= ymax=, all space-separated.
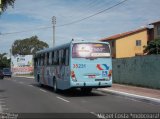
xmin=52 ymin=16 xmax=56 ymax=47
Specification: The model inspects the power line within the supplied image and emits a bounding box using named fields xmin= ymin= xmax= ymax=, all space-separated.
xmin=0 ymin=0 xmax=128 ymax=36
xmin=57 ymin=0 xmax=128 ymax=27
xmin=0 ymin=26 xmax=52 ymax=35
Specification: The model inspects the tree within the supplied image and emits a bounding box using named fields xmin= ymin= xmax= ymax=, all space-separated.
xmin=0 ymin=53 xmax=10 ymax=69
xmin=144 ymin=38 xmax=160 ymax=55
xmin=0 ymin=0 xmax=15 ymax=14
xmin=12 ymin=36 xmax=49 ymax=55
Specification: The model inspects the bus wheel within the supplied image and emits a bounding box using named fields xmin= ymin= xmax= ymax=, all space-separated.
xmin=37 ymin=75 xmax=42 ymax=87
xmin=53 ymin=78 xmax=58 ymax=93
xmin=81 ymin=88 xmax=92 ymax=94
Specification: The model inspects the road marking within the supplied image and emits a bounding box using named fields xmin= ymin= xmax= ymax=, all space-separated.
xmin=28 ymin=85 xmax=34 ymax=87
xmin=57 ymin=96 xmax=70 ymax=103
xmin=90 ymin=112 xmax=97 ymax=117
xmin=39 ymin=89 xmax=47 ymax=93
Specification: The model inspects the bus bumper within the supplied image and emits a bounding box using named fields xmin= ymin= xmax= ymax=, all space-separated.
xmin=70 ymin=81 xmax=112 ymax=88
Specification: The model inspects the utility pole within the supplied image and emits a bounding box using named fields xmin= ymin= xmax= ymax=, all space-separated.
xmin=52 ymin=16 xmax=56 ymax=47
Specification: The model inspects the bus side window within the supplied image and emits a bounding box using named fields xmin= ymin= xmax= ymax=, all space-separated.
xmin=40 ymin=54 xmax=42 ymax=66
xmin=47 ymin=52 xmax=49 ymax=65
xmin=54 ymin=50 xmax=58 ymax=65
xmin=59 ymin=50 xmax=62 ymax=65
xmin=37 ymin=55 xmax=41 ymax=66
xmin=62 ymin=49 xmax=65 ymax=65
xmin=49 ymin=52 xmax=52 ymax=65
xmin=52 ymin=51 xmax=54 ymax=65
xmin=59 ymin=49 xmax=65 ymax=65
xmin=34 ymin=57 xmax=37 ymax=66
xmin=44 ymin=53 xmax=47 ymax=66
xmin=41 ymin=54 xmax=45 ymax=66
xmin=65 ymin=48 xmax=69 ymax=66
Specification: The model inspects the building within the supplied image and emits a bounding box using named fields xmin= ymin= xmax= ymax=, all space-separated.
xmin=149 ymin=21 xmax=160 ymax=39
xmin=100 ymin=27 xmax=151 ymax=58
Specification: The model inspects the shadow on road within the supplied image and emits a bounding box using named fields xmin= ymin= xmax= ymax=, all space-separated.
xmin=32 ymin=84 xmax=106 ymax=97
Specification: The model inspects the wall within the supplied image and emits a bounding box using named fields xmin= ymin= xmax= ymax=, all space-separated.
xmin=112 ymin=55 xmax=160 ymax=89
xmin=115 ymin=30 xmax=148 ymax=58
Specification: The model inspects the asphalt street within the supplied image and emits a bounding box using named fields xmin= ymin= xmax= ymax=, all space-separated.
xmin=0 ymin=77 xmax=160 ymax=118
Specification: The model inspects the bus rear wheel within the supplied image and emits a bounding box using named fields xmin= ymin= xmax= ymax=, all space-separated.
xmin=81 ymin=88 xmax=92 ymax=94
xmin=53 ymin=78 xmax=58 ymax=93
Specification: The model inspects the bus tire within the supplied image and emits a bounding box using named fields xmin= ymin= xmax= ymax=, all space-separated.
xmin=81 ymin=88 xmax=92 ymax=94
xmin=37 ymin=74 xmax=42 ymax=87
xmin=53 ymin=77 xmax=58 ymax=93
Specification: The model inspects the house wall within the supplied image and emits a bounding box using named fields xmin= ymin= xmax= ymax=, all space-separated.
xmin=115 ymin=30 xmax=148 ymax=58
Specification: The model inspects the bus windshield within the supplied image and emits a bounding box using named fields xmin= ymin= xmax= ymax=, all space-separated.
xmin=72 ymin=43 xmax=110 ymax=58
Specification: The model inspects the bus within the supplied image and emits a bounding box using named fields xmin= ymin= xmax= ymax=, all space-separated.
xmin=34 ymin=40 xmax=112 ymax=93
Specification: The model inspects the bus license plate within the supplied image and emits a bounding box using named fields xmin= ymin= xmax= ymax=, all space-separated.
xmin=88 ymin=75 xmax=96 ymax=78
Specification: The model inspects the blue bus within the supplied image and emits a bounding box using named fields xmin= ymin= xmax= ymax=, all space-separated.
xmin=34 ymin=40 xmax=112 ymax=93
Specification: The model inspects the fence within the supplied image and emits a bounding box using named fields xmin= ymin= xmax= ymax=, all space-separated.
xmin=112 ymin=55 xmax=160 ymax=89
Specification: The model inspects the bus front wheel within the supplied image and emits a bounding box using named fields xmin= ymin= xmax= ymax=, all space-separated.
xmin=37 ymin=75 xmax=43 ymax=87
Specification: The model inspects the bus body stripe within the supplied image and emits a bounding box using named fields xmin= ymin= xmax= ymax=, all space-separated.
xmin=103 ymin=64 xmax=109 ymax=70
xmin=96 ymin=64 xmax=103 ymax=70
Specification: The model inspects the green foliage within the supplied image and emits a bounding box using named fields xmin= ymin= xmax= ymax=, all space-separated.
xmin=12 ymin=36 xmax=49 ymax=55
xmin=144 ymin=38 xmax=160 ymax=54
xmin=0 ymin=53 xmax=10 ymax=69
xmin=0 ymin=0 xmax=15 ymax=14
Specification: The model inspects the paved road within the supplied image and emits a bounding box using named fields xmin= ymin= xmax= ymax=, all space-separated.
xmin=0 ymin=77 xmax=160 ymax=118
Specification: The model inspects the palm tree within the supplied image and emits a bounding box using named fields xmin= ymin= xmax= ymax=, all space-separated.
xmin=1 ymin=0 xmax=15 ymax=13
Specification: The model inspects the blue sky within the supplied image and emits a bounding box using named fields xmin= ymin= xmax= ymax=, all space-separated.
xmin=0 ymin=0 xmax=160 ymax=56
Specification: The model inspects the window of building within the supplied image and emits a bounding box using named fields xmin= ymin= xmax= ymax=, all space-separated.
xmin=136 ymin=40 xmax=141 ymax=46
xmin=157 ymin=25 xmax=160 ymax=36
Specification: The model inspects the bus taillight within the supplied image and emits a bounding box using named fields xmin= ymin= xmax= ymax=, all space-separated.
xmin=71 ymin=71 xmax=76 ymax=81
xmin=108 ymin=70 xmax=112 ymax=77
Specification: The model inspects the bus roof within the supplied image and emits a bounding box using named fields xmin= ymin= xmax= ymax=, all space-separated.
xmin=35 ymin=40 xmax=110 ymax=55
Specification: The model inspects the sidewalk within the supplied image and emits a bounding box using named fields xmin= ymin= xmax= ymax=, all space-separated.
xmin=100 ymin=83 xmax=160 ymax=104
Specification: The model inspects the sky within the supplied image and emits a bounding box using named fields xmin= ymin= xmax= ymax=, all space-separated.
xmin=0 ymin=0 xmax=160 ymax=56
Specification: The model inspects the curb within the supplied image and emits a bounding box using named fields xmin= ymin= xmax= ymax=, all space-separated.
xmin=98 ymin=89 xmax=160 ymax=105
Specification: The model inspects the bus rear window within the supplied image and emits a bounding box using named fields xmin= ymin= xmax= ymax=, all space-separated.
xmin=72 ymin=43 xmax=110 ymax=58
